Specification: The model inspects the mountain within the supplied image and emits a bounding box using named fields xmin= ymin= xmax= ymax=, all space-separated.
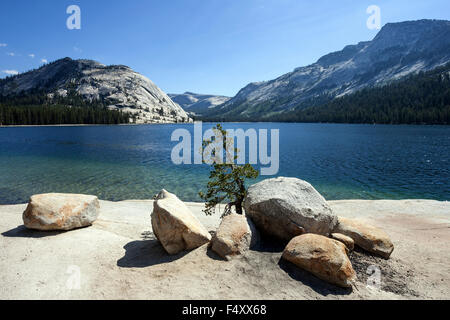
xmin=169 ymin=92 xmax=230 ymax=115
xmin=279 ymin=63 xmax=450 ymax=124
xmin=0 ymin=58 xmax=192 ymax=124
xmin=203 ymin=19 xmax=450 ymax=121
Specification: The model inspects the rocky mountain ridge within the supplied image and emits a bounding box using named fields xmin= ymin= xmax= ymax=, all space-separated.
xmin=0 ymin=58 xmax=192 ymax=124
xmin=205 ymin=19 xmax=450 ymax=120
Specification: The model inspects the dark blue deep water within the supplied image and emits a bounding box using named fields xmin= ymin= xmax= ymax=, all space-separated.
xmin=0 ymin=123 xmax=449 ymax=204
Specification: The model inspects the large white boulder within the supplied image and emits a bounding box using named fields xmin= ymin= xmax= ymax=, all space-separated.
xmin=243 ymin=177 xmax=337 ymax=240
xmin=282 ymin=233 xmax=357 ymax=288
xmin=210 ymin=214 xmax=259 ymax=260
xmin=151 ymin=190 xmax=211 ymax=255
xmin=23 ymin=193 xmax=100 ymax=231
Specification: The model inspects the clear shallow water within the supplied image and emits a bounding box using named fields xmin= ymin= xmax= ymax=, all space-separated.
xmin=0 ymin=123 xmax=449 ymax=204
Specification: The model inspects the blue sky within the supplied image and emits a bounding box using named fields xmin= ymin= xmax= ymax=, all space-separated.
xmin=0 ymin=0 xmax=449 ymax=96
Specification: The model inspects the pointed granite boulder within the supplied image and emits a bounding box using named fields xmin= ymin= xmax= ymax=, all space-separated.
xmin=151 ymin=190 xmax=211 ymax=255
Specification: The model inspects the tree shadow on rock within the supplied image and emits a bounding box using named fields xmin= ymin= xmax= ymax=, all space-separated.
xmin=1 ymin=225 xmax=66 ymax=238
xmin=278 ymin=258 xmax=353 ymax=296
xmin=117 ymin=234 xmax=189 ymax=268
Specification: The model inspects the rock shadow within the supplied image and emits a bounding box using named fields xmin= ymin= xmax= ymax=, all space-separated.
xmin=117 ymin=232 xmax=189 ymax=268
xmin=278 ymin=258 xmax=353 ymax=296
xmin=205 ymin=246 xmax=226 ymax=261
xmin=349 ymin=247 xmax=419 ymax=297
xmin=1 ymin=225 xmax=66 ymax=238
xmin=252 ymin=234 xmax=288 ymax=253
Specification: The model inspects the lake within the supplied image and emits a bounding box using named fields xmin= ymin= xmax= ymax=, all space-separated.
xmin=0 ymin=123 xmax=449 ymax=205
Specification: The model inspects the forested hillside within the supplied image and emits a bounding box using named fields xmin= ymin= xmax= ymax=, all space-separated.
xmin=0 ymin=89 xmax=132 ymax=125
xmin=281 ymin=63 xmax=450 ymax=124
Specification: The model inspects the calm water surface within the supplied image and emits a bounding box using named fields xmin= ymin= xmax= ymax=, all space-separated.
xmin=0 ymin=123 xmax=449 ymax=204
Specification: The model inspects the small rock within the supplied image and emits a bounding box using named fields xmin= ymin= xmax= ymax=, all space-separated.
xmin=333 ymin=217 xmax=394 ymax=259
xmin=331 ymin=233 xmax=354 ymax=251
xmin=282 ymin=233 xmax=356 ymax=288
xmin=210 ymin=214 xmax=259 ymax=260
xmin=151 ymin=189 xmax=211 ymax=255
xmin=23 ymin=193 xmax=100 ymax=231
xmin=243 ymin=177 xmax=337 ymax=240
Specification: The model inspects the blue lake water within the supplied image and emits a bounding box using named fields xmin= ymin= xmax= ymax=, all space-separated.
xmin=0 ymin=123 xmax=449 ymax=204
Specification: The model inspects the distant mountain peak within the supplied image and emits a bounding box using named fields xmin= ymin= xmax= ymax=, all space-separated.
xmin=169 ymin=92 xmax=231 ymax=115
xmin=205 ymin=19 xmax=450 ymax=120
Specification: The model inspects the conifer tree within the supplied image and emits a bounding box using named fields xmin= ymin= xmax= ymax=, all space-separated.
xmin=199 ymin=124 xmax=259 ymax=217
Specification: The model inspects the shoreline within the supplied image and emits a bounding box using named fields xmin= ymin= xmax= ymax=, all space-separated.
xmin=1 ymin=122 xmax=450 ymax=128
xmin=1 ymin=199 xmax=449 ymax=300
xmin=0 ymin=123 xmax=182 ymax=128
xmin=1 ymin=198 xmax=448 ymax=207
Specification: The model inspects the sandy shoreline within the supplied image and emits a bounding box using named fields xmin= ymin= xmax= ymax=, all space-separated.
xmin=0 ymin=199 xmax=449 ymax=300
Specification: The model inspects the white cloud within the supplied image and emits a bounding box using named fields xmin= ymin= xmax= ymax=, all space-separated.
xmin=2 ymin=70 xmax=19 ymax=75
xmin=29 ymin=54 xmax=35 ymax=58
xmin=41 ymin=59 xmax=48 ymax=64
xmin=73 ymin=46 xmax=82 ymax=53
xmin=6 ymin=52 xmax=15 ymax=56
xmin=0 ymin=43 xmax=7 ymax=47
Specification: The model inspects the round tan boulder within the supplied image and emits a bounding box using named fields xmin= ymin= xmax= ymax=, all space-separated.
xmin=331 ymin=233 xmax=355 ymax=251
xmin=282 ymin=233 xmax=356 ymax=288
xmin=333 ymin=216 xmax=394 ymax=259
xmin=23 ymin=193 xmax=100 ymax=231
xmin=243 ymin=177 xmax=338 ymax=241
xmin=210 ymin=214 xmax=259 ymax=260
xmin=151 ymin=190 xmax=211 ymax=255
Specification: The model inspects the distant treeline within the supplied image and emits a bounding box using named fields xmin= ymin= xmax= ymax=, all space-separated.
xmin=0 ymin=105 xmax=131 ymax=126
xmin=201 ymin=63 xmax=450 ymax=125
xmin=0 ymin=89 xmax=132 ymax=125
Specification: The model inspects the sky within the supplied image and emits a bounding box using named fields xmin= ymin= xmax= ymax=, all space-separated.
xmin=0 ymin=0 xmax=449 ymax=97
